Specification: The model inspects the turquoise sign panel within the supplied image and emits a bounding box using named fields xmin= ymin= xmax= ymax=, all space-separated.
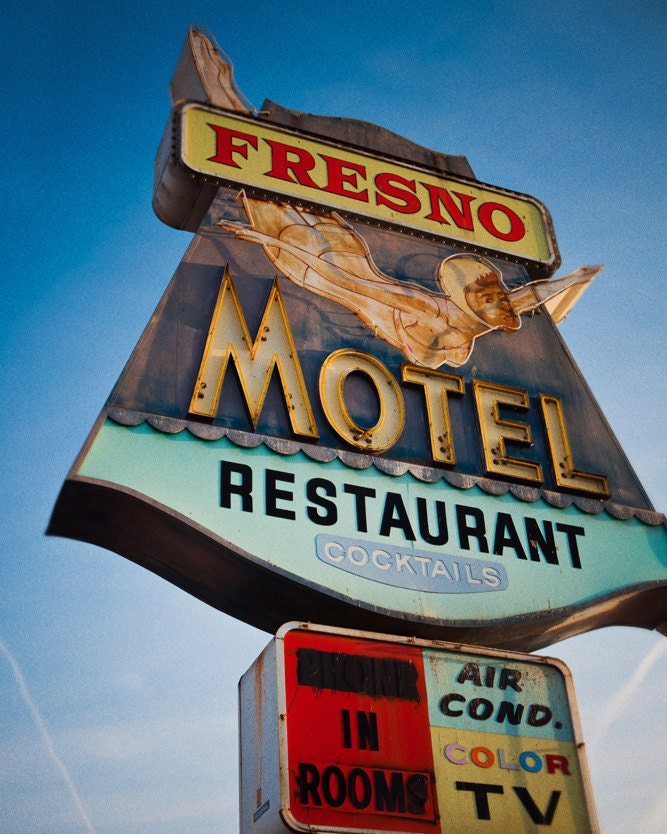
xmin=423 ymin=648 xmax=575 ymax=741
xmin=56 ymin=416 xmax=665 ymax=648
xmin=48 ymin=28 xmax=667 ymax=650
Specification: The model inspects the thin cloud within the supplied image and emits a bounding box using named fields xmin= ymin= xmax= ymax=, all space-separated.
xmin=0 ymin=639 xmax=96 ymax=834
xmin=636 ymin=789 xmax=667 ymax=834
xmin=589 ymin=638 xmax=667 ymax=749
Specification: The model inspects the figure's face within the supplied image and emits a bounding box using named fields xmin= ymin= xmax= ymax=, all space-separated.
xmin=468 ymin=281 xmax=521 ymax=329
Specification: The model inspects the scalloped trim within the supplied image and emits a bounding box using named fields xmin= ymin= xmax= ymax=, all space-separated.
xmin=106 ymin=407 xmax=666 ymax=527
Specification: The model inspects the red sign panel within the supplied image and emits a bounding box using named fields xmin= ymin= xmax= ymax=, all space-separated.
xmin=282 ymin=628 xmax=438 ymax=831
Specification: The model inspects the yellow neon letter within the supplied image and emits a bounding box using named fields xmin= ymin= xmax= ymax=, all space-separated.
xmin=540 ymin=394 xmax=610 ymax=497
xmin=319 ymin=349 xmax=404 ymax=452
xmin=402 ymin=365 xmax=464 ymax=465
xmin=473 ymin=379 xmax=543 ymax=483
xmin=189 ymin=266 xmax=318 ymax=438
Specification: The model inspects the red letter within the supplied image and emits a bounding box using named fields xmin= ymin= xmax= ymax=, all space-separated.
xmin=477 ymin=201 xmax=525 ymax=241
xmin=375 ymin=173 xmax=421 ymax=214
xmin=546 ymin=754 xmax=571 ymax=776
xmin=264 ymin=139 xmax=320 ymax=189
xmin=321 ymin=154 xmax=368 ymax=202
xmin=422 ymin=184 xmax=476 ymax=229
xmin=207 ymin=124 xmax=258 ymax=167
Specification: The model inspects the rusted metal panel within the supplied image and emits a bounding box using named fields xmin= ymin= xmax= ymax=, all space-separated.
xmin=49 ymin=27 xmax=667 ymax=650
xmin=105 ymin=186 xmax=651 ymax=509
xmin=239 ymin=623 xmax=599 ymax=833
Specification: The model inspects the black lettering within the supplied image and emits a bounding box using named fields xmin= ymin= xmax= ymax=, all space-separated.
xmin=357 ymin=710 xmax=379 ymax=751
xmin=322 ymin=765 xmax=345 ymax=807
xmin=439 ymin=693 xmax=465 ymax=716
xmin=484 ymin=666 xmax=496 ymax=688
xmin=343 ymin=655 xmax=369 ymax=692
xmin=457 ymin=662 xmax=482 ymax=686
xmin=265 ymin=468 xmax=295 ymax=519
xmin=296 ymin=649 xmax=419 ymax=700
xmin=374 ymin=770 xmax=406 ymax=813
xmin=513 ymin=787 xmax=561 ymax=824
xmin=406 ymin=773 xmax=429 ymax=815
xmin=321 ymin=650 xmax=344 ymax=692
xmin=468 ymin=697 xmax=494 ymax=721
xmin=396 ymin=660 xmax=420 ymax=700
xmin=525 ymin=517 xmax=558 ymax=564
xmin=298 ymin=762 xmax=322 ymax=805
xmin=416 ymin=498 xmax=449 ymax=545
xmin=306 ymin=478 xmax=338 ymax=525
xmin=496 ymin=701 xmax=524 ymax=725
xmin=379 ymin=492 xmax=416 ymax=540
xmin=348 ymin=768 xmax=372 ymax=809
xmin=337 ymin=709 xmax=380 ymax=750
xmin=456 ymin=504 xmax=489 ymax=552
xmin=376 ymin=656 xmax=419 ymax=701
xmin=527 ymin=704 xmax=553 ymax=727
xmin=499 ymin=667 xmax=522 ymax=692
xmin=343 ymin=483 xmax=376 ymax=532
xmin=220 ymin=460 xmax=253 ymax=511
xmin=455 ymin=782 xmax=504 ymax=820
xmin=297 ymin=763 xmax=432 ymax=817
xmin=295 ymin=648 xmax=320 ymax=687
xmin=341 ymin=709 xmax=352 ymax=748
xmin=556 ymin=522 xmax=585 ymax=569
xmin=493 ymin=512 xmax=527 ymax=559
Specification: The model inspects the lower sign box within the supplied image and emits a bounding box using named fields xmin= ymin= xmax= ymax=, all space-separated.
xmin=238 ymin=623 xmax=598 ymax=833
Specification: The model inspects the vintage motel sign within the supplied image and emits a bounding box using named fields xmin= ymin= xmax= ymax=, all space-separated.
xmin=239 ymin=622 xmax=599 ymax=833
xmin=48 ymin=27 xmax=667 ymax=651
xmin=177 ymin=103 xmax=557 ymax=271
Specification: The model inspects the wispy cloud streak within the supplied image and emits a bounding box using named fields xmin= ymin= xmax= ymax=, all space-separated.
xmin=0 ymin=638 xmax=96 ymax=833
xmin=589 ymin=638 xmax=667 ymax=749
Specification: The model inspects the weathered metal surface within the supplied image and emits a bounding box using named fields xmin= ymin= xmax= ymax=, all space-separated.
xmin=155 ymin=28 xmax=476 ymax=234
xmin=48 ymin=27 xmax=667 ymax=650
xmin=48 ymin=412 xmax=667 ymax=650
xmin=239 ymin=623 xmax=599 ymax=833
xmin=101 ymin=186 xmax=652 ymax=510
xmin=101 ymin=407 xmax=667 ymax=524
xmin=181 ymin=105 xmax=557 ymax=269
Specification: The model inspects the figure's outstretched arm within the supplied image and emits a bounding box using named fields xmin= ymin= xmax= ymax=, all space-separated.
xmin=508 ymin=265 xmax=603 ymax=323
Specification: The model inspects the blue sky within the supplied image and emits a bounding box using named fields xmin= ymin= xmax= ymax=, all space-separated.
xmin=1 ymin=1 xmax=665 ymax=832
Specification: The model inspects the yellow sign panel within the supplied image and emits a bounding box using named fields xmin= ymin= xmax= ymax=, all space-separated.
xmin=432 ymin=728 xmax=591 ymax=832
xmin=180 ymin=104 xmax=556 ymax=267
